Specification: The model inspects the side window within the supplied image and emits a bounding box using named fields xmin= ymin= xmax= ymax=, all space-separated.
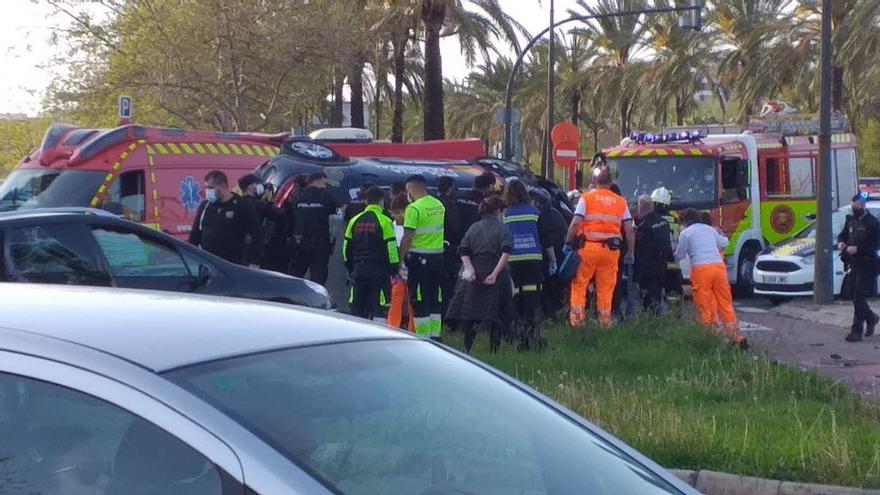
xmin=788 ymin=157 xmax=815 ymax=198
xmin=0 ymin=373 xmax=229 ymax=494
xmin=92 ymin=228 xmax=191 ymax=277
xmin=720 ymin=158 xmax=748 ymax=203
xmin=5 ymin=224 xmax=107 ymax=285
xmin=104 ymin=170 xmax=146 ymax=222
xmin=763 ymin=157 xmax=789 ymax=197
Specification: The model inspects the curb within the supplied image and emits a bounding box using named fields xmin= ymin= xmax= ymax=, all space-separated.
xmin=669 ymin=469 xmax=880 ymax=495
xmin=774 ymin=302 xmax=852 ymax=329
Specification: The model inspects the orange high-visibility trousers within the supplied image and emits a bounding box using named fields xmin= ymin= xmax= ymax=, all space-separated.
xmin=691 ymin=262 xmax=738 ymax=339
xmin=570 ymin=242 xmax=620 ymax=327
xmin=388 ymin=279 xmax=415 ymax=332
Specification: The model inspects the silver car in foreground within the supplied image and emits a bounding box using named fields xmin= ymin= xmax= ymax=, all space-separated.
xmin=0 ymin=284 xmax=698 ymax=495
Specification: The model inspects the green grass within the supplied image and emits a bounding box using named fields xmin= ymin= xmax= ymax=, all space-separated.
xmin=444 ymin=317 xmax=880 ymax=488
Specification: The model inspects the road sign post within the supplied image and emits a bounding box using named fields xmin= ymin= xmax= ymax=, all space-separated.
xmin=118 ymin=96 xmax=132 ymax=126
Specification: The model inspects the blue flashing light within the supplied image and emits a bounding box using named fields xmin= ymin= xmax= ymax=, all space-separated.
xmin=628 ymin=130 xmax=704 ymax=146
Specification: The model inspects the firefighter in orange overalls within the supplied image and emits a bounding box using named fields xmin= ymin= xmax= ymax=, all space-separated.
xmin=566 ymin=168 xmax=635 ymax=327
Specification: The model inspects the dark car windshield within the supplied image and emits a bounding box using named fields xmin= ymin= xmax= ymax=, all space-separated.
xmin=0 ymin=169 xmax=106 ymax=211
xmin=169 ymin=340 xmax=681 ymax=495
xmin=609 ymin=156 xmax=717 ymax=209
xmin=797 ymin=206 xmax=880 ymax=240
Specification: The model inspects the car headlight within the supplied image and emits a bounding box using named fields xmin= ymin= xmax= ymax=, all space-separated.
xmin=303 ymin=279 xmax=330 ymax=299
xmin=801 ymin=254 xmax=815 ymax=265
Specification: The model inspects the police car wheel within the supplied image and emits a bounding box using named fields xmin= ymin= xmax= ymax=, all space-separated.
xmin=734 ymin=247 xmax=759 ymax=298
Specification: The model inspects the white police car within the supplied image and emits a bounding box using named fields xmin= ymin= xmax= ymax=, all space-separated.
xmin=754 ymin=201 xmax=880 ymax=302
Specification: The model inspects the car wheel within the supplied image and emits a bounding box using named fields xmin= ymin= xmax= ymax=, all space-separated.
xmin=734 ymin=246 xmax=759 ymax=298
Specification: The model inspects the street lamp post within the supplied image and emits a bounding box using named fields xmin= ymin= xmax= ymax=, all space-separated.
xmin=814 ymin=0 xmax=834 ymax=304
xmin=503 ymin=3 xmax=703 ymax=164
xmin=543 ymin=0 xmax=556 ymax=181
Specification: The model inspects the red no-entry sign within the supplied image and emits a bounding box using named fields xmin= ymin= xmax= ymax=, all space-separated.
xmin=552 ymin=139 xmax=579 ymax=168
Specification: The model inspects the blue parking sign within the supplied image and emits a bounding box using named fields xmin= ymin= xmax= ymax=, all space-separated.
xmin=118 ymin=96 xmax=132 ymax=119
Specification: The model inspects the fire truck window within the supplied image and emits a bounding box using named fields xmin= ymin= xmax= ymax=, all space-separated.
xmin=788 ymin=158 xmax=815 ymax=198
xmin=764 ymin=158 xmax=789 ymax=197
xmin=105 ymin=171 xmax=145 ymax=222
xmin=720 ymin=158 xmax=747 ymax=203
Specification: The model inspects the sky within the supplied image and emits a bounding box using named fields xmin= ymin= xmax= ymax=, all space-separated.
xmin=0 ymin=0 xmax=586 ymax=117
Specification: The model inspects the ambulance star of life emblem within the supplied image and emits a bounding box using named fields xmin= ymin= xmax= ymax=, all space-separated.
xmin=180 ymin=176 xmax=201 ymax=211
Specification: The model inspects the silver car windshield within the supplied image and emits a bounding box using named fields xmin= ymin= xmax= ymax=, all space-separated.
xmin=169 ymin=340 xmax=680 ymax=495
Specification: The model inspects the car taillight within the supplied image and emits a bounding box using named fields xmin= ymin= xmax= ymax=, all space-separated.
xmin=275 ymin=178 xmax=297 ymax=208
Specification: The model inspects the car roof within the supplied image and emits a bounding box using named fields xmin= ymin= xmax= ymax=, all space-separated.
xmin=0 ymin=284 xmax=412 ymax=372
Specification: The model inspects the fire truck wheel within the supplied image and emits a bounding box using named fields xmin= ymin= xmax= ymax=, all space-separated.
xmin=734 ymin=244 xmax=760 ymax=298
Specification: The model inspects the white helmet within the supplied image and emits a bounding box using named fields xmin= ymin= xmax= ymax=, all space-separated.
xmin=651 ymin=187 xmax=672 ymax=206
xmin=567 ymin=189 xmax=582 ymax=203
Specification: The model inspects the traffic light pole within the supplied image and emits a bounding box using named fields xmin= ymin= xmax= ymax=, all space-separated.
xmin=814 ymin=0 xmax=834 ymax=304
xmin=502 ymin=4 xmax=703 ymax=163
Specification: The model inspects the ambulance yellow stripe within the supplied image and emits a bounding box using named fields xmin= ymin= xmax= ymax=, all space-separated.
xmin=98 ymin=185 xmax=106 ymax=194
xmin=151 ymin=172 xmax=156 ymax=183
xmin=112 ymin=162 xmax=121 ymax=171
xmin=264 ymin=146 xmax=276 ymax=156
xmin=90 ymin=198 xmax=100 ymax=207
xmin=673 ymin=149 xmax=686 ymax=156
xmin=154 ymin=143 xmax=169 ymax=155
xmin=193 ymin=143 xmax=206 ymax=154
xmin=167 ymin=143 xmax=181 ymax=154
xmin=180 ymin=143 xmax=194 ymax=154
xmin=241 ymin=144 xmax=255 ymax=155
xmin=119 ymin=152 xmax=128 ymax=160
xmin=253 ymin=145 xmax=266 ymax=157
xmin=656 ymin=149 xmax=668 ymax=156
xmin=228 ymin=143 xmax=242 ymax=155
xmin=608 ymin=150 xmax=620 ymax=158
xmin=623 ymin=149 xmax=637 ymax=157
xmin=639 ymin=149 xmax=653 ymax=157
xmin=105 ymin=173 xmax=113 ymax=182
xmin=217 ymin=143 xmax=231 ymax=154
xmin=206 ymin=143 xmax=218 ymax=154
xmin=153 ymin=207 xmax=159 ymax=219
xmin=128 ymin=143 xmax=137 ymax=151
xmin=146 ymin=145 xmax=155 ymax=155
xmin=690 ymin=149 xmax=702 ymax=156
xmin=152 ymin=190 xmax=158 ymax=200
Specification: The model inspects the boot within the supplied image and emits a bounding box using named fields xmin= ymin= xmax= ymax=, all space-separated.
xmin=569 ymin=307 xmax=586 ymax=328
xmin=845 ymin=328 xmax=863 ymax=342
xmin=867 ymin=314 xmax=879 ymax=337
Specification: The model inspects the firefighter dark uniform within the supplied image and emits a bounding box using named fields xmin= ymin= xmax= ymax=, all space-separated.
xmin=505 ymin=203 xmax=545 ymax=350
xmin=241 ymin=193 xmax=286 ymax=271
xmin=436 ymin=190 xmax=463 ymax=320
xmin=651 ymin=187 xmax=683 ymax=313
xmin=288 ymin=185 xmax=338 ymax=285
xmin=457 ymin=188 xmax=485 ymax=236
xmin=838 ymin=196 xmax=880 ymax=342
xmin=634 ymin=210 xmax=673 ymax=313
xmin=189 ymin=194 xmax=262 ymax=266
xmin=343 ymin=203 xmax=399 ymax=323
xmin=538 ymin=202 xmax=567 ymax=316
xmin=404 ymin=195 xmax=446 ymax=339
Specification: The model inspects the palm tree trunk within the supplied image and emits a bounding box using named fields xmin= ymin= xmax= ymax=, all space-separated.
xmin=619 ymin=98 xmax=629 ymax=138
xmin=832 ymin=65 xmax=844 ymax=112
xmin=375 ymin=43 xmax=389 ymax=138
xmin=571 ymin=91 xmax=581 ymax=125
xmin=332 ymin=68 xmax=344 ymax=127
xmin=422 ymin=2 xmax=447 ymax=141
xmin=350 ymin=60 xmax=365 ymax=128
xmin=391 ymin=32 xmax=407 ymax=143
xmin=675 ymin=95 xmax=685 ymax=126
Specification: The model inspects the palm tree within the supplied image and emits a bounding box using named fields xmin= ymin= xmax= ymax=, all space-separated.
xmin=569 ymin=0 xmax=650 ymax=138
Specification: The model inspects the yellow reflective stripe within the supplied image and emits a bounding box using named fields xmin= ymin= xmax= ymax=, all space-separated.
xmin=119 ymin=151 xmax=128 ymax=160
xmin=143 ymin=223 xmax=160 ymax=231
xmin=673 ymin=149 xmax=686 ymax=156
xmin=584 ymin=232 xmax=621 ymax=240
xmin=112 ymin=162 xmax=121 ymax=171
xmin=623 ymin=149 xmax=637 ymax=157
xmin=217 ymin=143 xmax=231 ymax=154
xmin=509 ymin=254 xmax=543 ymax=262
xmin=205 ymin=143 xmax=219 ymax=154
xmin=414 ymin=224 xmax=444 ymax=234
xmin=180 ymin=143 xmax=194 ymax=154
xmin=690 ymin=148 xmax=702 ymax=156
xmin=411 ymin=247 xmax=444 ymax=254
xmin=167 ymin=143 xmax=181 ymax=154
xmin=152 ymin=190 xmax=158 ymax=200
xmin=90 ymin=198 xmax=100 ymax=206
xmin=522 ymin=284 xmax=539 ymax=292
xmin=608 ymin=150 xmax=620 ymax=157
xmin=154 ymin=143 xmax=169 ymax=154
xmin=241 ymin=144 xmax=255 ymax=155
xmin=583 ymin=214 xmax=622 ymax=224
xmin=504 ymin=214 xmax=539 ymax=223
xmin=146 ymin=145 xmax=155 ymax=155
xmin=253 ymin=145 xmax=266 ymax=157
xmin=228 ymin=143 xmax=242 ymax=155
xmin=656 ymin=149 xmax=669 ymax=156
xmin=193 ymin=143 xmax=207 ymax=154
xmin=639 ymin=149 xmax=653 ymax=157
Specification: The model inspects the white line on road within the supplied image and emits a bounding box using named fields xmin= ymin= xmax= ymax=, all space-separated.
xmin=740 ymin=321 xmax=773 ymax=332
xmin=735 ymin=306 xmax=770 ymax=314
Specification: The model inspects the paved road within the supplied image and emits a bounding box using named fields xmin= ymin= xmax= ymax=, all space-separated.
xmin=736 ymin=298 xmax=880 ymax=399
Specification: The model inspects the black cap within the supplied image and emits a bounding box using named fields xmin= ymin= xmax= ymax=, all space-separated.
xmin=307 ymin=171 xmax=327 ymax=184
xmin=853 ymin=192 xmax=869 ymax=203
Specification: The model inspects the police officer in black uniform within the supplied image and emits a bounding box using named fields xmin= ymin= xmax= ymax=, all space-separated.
xmin=436 ymin=176 xmax=463 ymax=320
xmin=189 ymin=170 xmax=262 ymax=267
xmin=534 ymin=187 xmax=567 ymax=317
xmin=239 ymin=174 xmax=287 ymax=271
xmin=633 ymin=194 xmax=673 ymax=313
xmin=838 ymin=193 xmax=880 ymax=342
xmin=457 ymin=173 xmax=496 ymax=235
xmin=288 ymin=172 xmax=338 ymax=285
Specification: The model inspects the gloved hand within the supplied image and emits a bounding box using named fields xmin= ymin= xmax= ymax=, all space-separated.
xmin=398 ymin=265 xmax=409 ymax=281
xmin=623 ymin=253 xmax=635 ymax=266
xmin=563 ymin=243 xmax=574 ymax=255
xmin=548 ymin=260 xmax=558 ymax=276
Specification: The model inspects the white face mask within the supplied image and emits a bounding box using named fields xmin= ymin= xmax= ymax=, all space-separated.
xmin=255 ymin=184 xmax=265 ymax=196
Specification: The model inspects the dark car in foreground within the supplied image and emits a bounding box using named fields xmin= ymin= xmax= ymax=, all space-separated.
xmin=0 ymin=284 xmax=697 ymax=494
xmin=0 ymin=208 xmax=331 ymax=309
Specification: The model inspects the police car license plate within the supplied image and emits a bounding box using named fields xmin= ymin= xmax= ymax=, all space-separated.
xmin=764 ymin=275 xmax=787 ymax=284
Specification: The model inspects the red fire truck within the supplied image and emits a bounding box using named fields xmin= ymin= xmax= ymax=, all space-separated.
xmin=603 ymin=112 xmax=858 ymax=294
